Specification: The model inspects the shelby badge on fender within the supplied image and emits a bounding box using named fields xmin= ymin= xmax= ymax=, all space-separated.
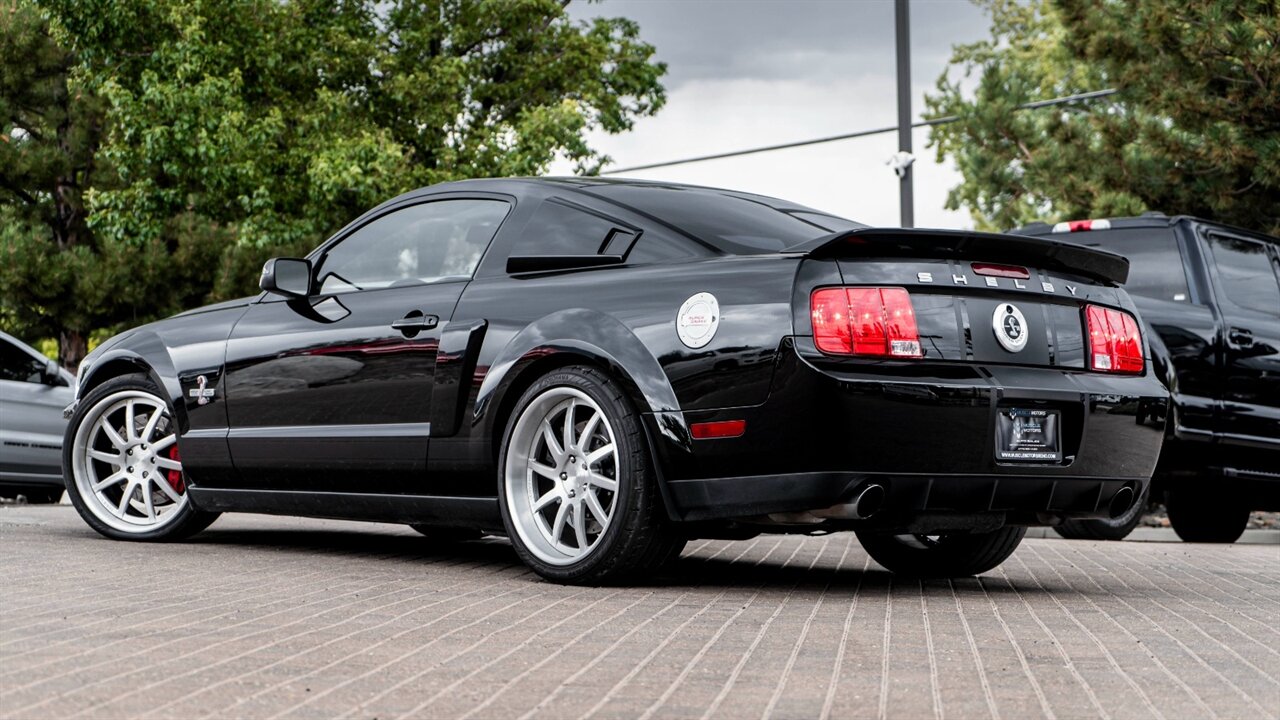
xmin=61 ymin=178 xmax=1169 ymax=584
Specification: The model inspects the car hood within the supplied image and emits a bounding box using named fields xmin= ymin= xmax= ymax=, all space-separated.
xmin=172 ymin=295 xmax=259 ymax=319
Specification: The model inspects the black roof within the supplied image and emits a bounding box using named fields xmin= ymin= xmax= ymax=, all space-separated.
xmin=375 ymin=175 xmax=854 ymax=214
xmin=1013 ymin=213 xmax=1277 ymax=244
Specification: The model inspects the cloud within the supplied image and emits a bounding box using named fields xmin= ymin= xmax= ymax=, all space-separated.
xmin=551 ymin=0 xmax=992 ymax=229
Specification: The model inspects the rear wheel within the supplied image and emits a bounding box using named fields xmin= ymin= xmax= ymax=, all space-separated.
xmin=1054 ymin=484 xmax=1149 ymax=541
xmin=498 ymin=366 xmax=681 ymax=585
xmin=1166 ymin=483 xmax=1248 ymax=543
xmin=64 ymin=374 xmax=219 ymax=541
xmin=855 ymin=527 xmax=1026 ymax=578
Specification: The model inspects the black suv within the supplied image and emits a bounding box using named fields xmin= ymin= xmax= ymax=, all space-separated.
xmin=1015 ymin=214 xmax=1280 ymax=542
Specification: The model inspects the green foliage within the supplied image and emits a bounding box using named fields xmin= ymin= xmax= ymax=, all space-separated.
xmin=1 ymin=0 xmax=666 ymax=365
xmin=54 ymin=0 xmax=666 ymax=297
xmin=0 ymin=0 xmax=114 ymax=366
xmin=926 ymin=0 xmax=1280 ymax=235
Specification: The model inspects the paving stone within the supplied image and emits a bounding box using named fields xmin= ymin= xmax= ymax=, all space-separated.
xmin=1 ymin=506 xmax=1277 ymax=719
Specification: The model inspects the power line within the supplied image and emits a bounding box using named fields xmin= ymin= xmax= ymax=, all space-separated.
xmin=600 ymin=88 xmax=1119 ymax=175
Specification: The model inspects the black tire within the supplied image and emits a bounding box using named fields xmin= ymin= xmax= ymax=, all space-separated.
xmin=408 ymin=525 xmax=483 ymax=542
xmin=497 ymin=365 xmax=681 ymax=585
xmin=63 ymin=374 xmax=219 ymax=542
xmin=1054 ymin=485 xmax=1149 ymax=541
xmin=1166 ymin=483 xmax=1248 ymax=543
xmin=855 ymin=526 xmax=1026 ymax=578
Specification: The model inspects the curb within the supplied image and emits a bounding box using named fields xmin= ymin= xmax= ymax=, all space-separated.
xmin=1025 ymin=526 xmax=1280 ymax=544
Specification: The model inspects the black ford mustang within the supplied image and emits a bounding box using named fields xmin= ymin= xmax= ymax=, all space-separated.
xmin=62 ymin=178 xmax=1168 ymax=583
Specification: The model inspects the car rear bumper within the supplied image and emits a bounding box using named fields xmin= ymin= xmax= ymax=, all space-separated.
xmin=652 ymin=338 xmax=1168 ymax=522
xmin=667 ymin=471 xmax=1144 ymax=523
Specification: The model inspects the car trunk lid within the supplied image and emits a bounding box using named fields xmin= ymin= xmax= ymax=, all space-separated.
xmin=792 ymin=229 xmax=1136 ymax=369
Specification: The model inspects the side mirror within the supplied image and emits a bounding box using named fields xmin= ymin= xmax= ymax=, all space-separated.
xmin=260 ymin=257 xmax=312 ymax=298
xmin=42 ymin=359 xmax=63 ymax=386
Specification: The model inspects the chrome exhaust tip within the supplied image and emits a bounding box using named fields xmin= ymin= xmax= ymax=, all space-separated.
xmin=1108 ymin=485 xmax=1136 ymax=520
xmin=848 ymin=483 xmax=886 ymax=520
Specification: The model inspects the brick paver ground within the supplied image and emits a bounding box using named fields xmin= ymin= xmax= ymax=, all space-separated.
xmin=1 ymin=505 xmax=1277 ymax=719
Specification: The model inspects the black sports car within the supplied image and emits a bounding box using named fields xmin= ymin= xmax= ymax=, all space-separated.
xmin=62 ymin=178 xmax=1168 ymax=583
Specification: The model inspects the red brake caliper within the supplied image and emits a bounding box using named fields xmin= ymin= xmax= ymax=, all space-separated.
xmin=166 ymin=446 xmax=184 ymax=494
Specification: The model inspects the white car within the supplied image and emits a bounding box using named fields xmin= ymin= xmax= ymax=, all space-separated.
xmin=0 ymin=331 xmax=73 ymax=503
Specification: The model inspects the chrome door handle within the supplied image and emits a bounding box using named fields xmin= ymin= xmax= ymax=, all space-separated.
xmin=391 ymin=313 xmax=439 ymax=332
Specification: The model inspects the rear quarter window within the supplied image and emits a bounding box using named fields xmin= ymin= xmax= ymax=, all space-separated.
xmin=584 ymin=185 xmax=861 ymax=254
xmin=511 ymin=199 xmax=623 ymax=256
xmin=1071 ymin=228 xmax=1192 ymax=303
xmin=510 ymin=197 xmax=698 ymax=264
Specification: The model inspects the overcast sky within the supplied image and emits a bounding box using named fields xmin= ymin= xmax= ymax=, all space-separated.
xmin=547 ymin=0 xmax=992 ymax=229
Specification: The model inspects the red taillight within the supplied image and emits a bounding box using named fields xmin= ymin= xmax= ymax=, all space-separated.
xmin=811 ymin=287 xmax=922 ymax=358
xmin=972 ymin=263 xmax=1030 ymax=279
xmin=1085 ymin=304 xmax=1143 ymax=374
xmin=690 ymin=420 xmax=746 ymax=440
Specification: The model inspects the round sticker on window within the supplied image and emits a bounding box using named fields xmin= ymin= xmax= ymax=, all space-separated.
xmin=676 ymin=293 xmax=720 ymax=349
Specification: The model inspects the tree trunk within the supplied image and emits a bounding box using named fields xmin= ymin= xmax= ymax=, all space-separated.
xmin=59 ymin=328 xmax=87 ymax=371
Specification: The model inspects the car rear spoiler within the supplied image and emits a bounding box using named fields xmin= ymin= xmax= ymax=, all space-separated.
xmin=783 ymin=228 xmax=1130 ymax=286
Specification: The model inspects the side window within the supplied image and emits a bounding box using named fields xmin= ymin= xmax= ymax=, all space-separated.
xmin=0 ymin=340 xmax=45 ymax=383
xmin=1083 ymin=229 xmax=1192 ymax=303
xmin=1207 ymin=234 xmax=1280 ymax=313
xmin=315 ymin=199 xmax=510 ymax=294
xmin=511 ymin=199 xmax=633 ymax=257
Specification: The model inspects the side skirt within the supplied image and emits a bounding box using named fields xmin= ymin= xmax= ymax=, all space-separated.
xmin=187 ymin=487 xmax=503 ymax=531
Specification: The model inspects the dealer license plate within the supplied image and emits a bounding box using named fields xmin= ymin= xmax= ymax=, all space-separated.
xmin=996 ymin=408 xmax=1062 ymax=462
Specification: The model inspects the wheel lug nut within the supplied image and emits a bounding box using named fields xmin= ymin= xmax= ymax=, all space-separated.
xmin=142 ymin=471 xmax=148 ymax=478
xmin=570 ymin=456 xmax=577 ymax=463
xmin=127 ymin=449 xmax=133 ymax=456
xmin=560 ymin=472 xmax=568 ymax=480
xmin=127 ymin=467 xmax=133 ymax=473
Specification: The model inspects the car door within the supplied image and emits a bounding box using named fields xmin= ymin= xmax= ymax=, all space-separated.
xmin=222 ymin=196 xmax=512 ymax=493
xmin=1201 ymin=230 xmax=1280 ymax=446
xmin=0 ymin=335 xmax=72 ymax=483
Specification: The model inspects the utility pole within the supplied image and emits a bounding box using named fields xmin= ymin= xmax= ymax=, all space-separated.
xmin=894 ymin=0 xmax=914 ymax=228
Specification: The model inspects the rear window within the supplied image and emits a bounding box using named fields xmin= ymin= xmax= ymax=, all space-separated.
xmin=585 ymin=185 xmax=864 ymax=254
xmin=1069 ymin=228 xmax=1192 ymax=302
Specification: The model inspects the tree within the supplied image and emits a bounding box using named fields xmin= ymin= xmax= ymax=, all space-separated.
xmin=926 ymin=0 xmax=1280 ymax=235
xmin=0 ymin=0 xmax=117 ymax=368
xmin=1 ymin=0 xmax=666 ymax=367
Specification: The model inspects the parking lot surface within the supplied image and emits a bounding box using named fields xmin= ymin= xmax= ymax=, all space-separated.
xmin=2 ymin=505 xmax=1277 ymax=720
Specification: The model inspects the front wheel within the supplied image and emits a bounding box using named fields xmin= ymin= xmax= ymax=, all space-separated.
xmin=63 ymin=374 xmax=219 ymax=541
xmin=855 ymin=527 xmax=1026 ymax=578
xmin=497 ymin=366 xmax=682 ymax=585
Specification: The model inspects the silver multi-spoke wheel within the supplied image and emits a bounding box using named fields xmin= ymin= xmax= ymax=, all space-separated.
xmin=70 ymin=390 xmax=188 ymax=534
xmin=504 ymin=387 xmax=619 ymax=566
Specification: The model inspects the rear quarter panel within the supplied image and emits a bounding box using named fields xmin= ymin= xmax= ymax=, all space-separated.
xmin=425 ymin=254 xmax=800 ymax=495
